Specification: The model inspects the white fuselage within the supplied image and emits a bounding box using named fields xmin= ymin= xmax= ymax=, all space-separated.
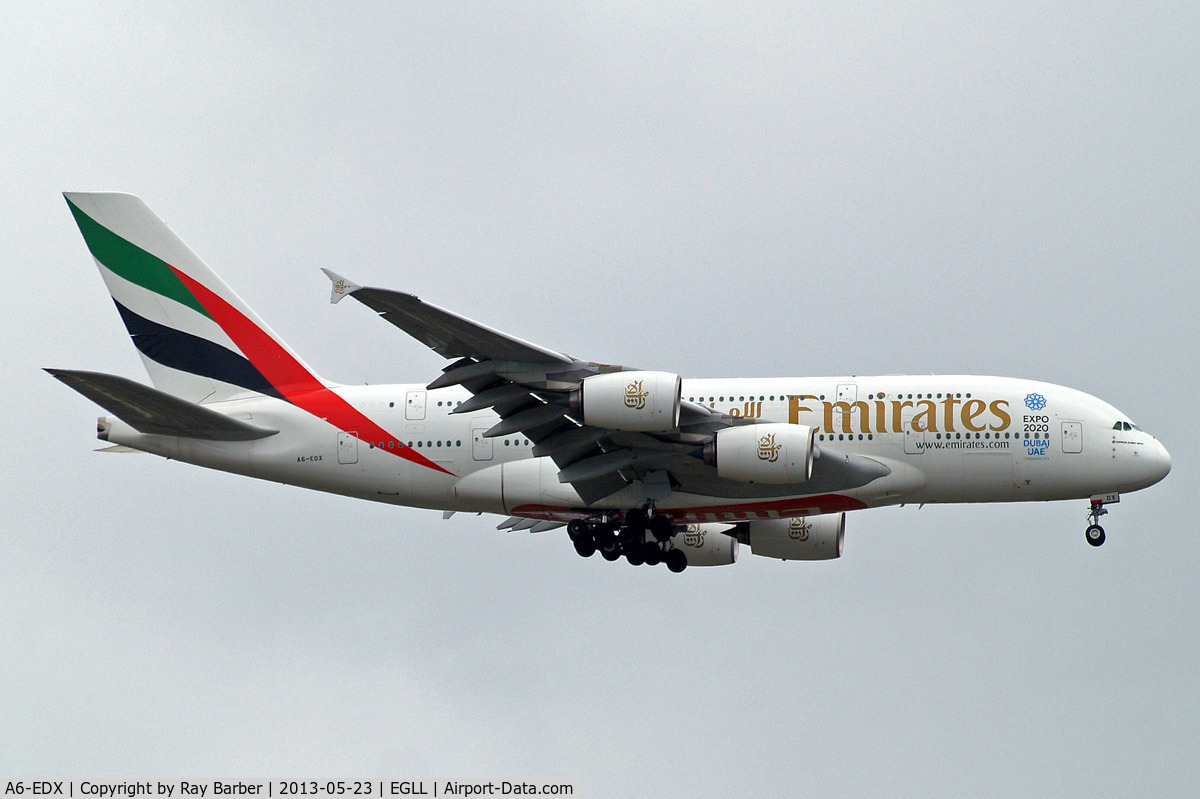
xmin=98 ymin=375 xmax=1171 ymax=524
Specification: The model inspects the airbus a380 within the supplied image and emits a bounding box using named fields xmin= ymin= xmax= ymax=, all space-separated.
xmin=49 ymin=193 xmax=1171 ymax=572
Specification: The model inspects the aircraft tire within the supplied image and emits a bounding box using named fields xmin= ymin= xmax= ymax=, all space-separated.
xmin=665 ymin=549 xmax=687 ymax=573
xmin=600 ymin=546 xmax=622 ymax=561
xmin=626 ymin=508 xmax=648 ymax=535
xmin=625 ymin=548 xmax=645 ymax=566
xmin=1086 ymin=525 xmax=1106 ymax=547
xmin=593 ymin=525 xmax=616 ymax=549
xmin=642 ymin=543 xmax=663 ymax=566
xmin=573 ymin=539 xmax=597 ymax=558
xmin=567 ymin=519 xmax=589 ymax=540
xmin=649 ymin=514 xmax=673 ymax=541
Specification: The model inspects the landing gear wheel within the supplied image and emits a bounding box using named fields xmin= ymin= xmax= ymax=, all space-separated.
xmin=601 ymin=546 xmax=622 ymax=561
xmin=625 ymin=547 xmax=645 ymax=566
xmin=617 ymin=526 xmax=637 ymax=549
xmin=625 ymin=507 xmax=648 ymax=534
xmin=567 ymin=519 xmax=589 ymax=540
xmin=573 ymin=539 xmax=597 ymax=557
xmin=665 ymin=549 xmax=687 ymax=573
xmin=592 ymin=524 xmax=616 ymax=549
xmin=642 ymin=543 xmax=663 ymax=566
xmin=649 ymin=514 xmax=674 ymax=542
xmin=1086 ymin=525 xmax=1106 ymax=547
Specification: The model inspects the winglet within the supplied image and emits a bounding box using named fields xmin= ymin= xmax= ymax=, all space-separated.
xmin=321 ymin=268 xmax=361 ymax=305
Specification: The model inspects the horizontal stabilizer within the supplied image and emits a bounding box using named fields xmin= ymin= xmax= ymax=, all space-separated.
xmin=46 ymin=369 xmax=279 ymax=441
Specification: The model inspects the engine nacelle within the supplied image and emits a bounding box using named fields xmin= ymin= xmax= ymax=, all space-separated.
xmin=667 ymin=523 xmax=739 ymax=567
xmin=747 ymin=514 xmax=844 ymax=560
xmin=570 ymin=370 xmax=681 ymax=432
xmin=703 ymin=423 xmax=816 ymax=484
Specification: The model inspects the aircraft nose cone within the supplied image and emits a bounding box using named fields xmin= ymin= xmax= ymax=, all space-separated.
xmin=1148 ymin=439 xmax=1172 ymax=485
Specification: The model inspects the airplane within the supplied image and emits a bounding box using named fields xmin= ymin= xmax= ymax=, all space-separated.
xmin=48 ymin=192 xmax=1172 ymax=572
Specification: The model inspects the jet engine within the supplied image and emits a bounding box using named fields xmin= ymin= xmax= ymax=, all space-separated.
xmin=569 ymin=370 xmax=681 ymax=432
xmin=666 ymin=523 xmax=739 ymax=566
xmin=703 ymin=423 xmax=816 ymax=484
xmin=747 ymin=513 xmax=844 ymax=560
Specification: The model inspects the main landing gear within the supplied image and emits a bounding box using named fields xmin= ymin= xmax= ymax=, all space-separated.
xmin=567 ymin=508 xmax=688 ymax=572
xmin=1085 ymin=498 xmax=1109 ymax=547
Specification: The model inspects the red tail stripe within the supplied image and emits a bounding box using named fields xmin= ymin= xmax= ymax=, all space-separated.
xmin=171 ymin=267 xmax=454 ymax=476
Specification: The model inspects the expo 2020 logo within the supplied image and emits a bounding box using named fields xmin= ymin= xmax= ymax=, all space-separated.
xmin=1024 ymin=393 xmax=1047 ymax=411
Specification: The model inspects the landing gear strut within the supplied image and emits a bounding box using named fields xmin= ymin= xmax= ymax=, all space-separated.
xmin=1085 ymin=499 xmax=1109 ymax=547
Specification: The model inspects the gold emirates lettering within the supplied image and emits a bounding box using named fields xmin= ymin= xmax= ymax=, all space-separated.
xmin=788 ymin=517 xmax=812 ymax=540
xmin=757 ymin=433 xmax=781 ymax=462
xmin=787 ymin=394 xmax=1012 ymax=433
xmin=624 ymin=379 xmax=648 ymax=410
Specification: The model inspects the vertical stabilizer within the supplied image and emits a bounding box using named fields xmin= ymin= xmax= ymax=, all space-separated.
xmin=64 ymin=192 xmax=325 ymax=404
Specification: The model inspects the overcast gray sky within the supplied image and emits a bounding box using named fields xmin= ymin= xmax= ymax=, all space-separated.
xmin=2 ymin=2 xmax=1198 ymax=796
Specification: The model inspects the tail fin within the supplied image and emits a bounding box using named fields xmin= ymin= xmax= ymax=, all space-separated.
xmin=64 ymin=192 xmax=325 ymax=404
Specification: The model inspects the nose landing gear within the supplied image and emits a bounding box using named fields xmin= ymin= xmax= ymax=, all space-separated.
xmin=1085 ymin=496 xmax=1112 ymax=547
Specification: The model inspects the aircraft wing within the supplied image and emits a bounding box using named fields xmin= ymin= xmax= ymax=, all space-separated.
xmin=323 ymin=272 xmax=888 ymax=505
xmin=322 ymin=269 xmax=572 ymax=364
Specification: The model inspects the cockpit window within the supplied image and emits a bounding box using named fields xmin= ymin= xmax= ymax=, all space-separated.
xmin=1113 ymin=422 xmax=1124 ymax=430
xmin=1113 ymin=421 xmax=1140 ymax=431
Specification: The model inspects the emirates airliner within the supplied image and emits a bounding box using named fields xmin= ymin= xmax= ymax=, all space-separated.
xmin=49 ymin=193 xmax=1171 ymax=572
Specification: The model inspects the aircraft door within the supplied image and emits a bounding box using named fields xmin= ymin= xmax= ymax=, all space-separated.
xmin=337 ymin=431 xmax=359 ymax=464
xmin=836 ymin=383 xmax=858 ymax=431
xmin=472 ymin=428 xmax=494 ymax=461
xmin=405 ymin=390 xmax=426 ymax=420
xmin=1062 ymin=420 xmax=1083 ymax=453
xmin=902 ymin=410 xmax=925 ymax=455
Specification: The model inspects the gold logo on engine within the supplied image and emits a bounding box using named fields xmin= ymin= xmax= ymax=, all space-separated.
xmin=757 ymin=432 xmax=782 ymax=462
xmin=624 ymin=379 xmax=649 ymax=410
xmin=683 ymin=523 xmax=705 ymax=547
xmin=788 ymin=517 xmax=812 ymax=541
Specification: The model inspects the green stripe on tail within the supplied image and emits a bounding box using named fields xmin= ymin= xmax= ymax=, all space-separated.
xmin=66 ymin=198 xmax=211 ymax=319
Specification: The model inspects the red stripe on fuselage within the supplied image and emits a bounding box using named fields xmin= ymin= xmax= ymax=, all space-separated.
xmin=171 ymin=267 xmax=454 ymax=476
xmin=509 ymin=495 xmax=868 ymax=521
